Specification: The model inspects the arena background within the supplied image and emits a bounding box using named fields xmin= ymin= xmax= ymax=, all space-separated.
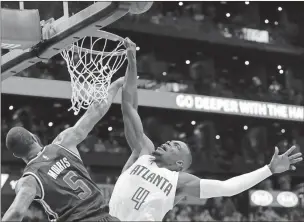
xmin=1 ymin=1 xmax=304 ymax=221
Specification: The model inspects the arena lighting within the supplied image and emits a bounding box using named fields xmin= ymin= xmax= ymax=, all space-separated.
xmin=245 ymin=1 xmax=250 ymax=5
xmin=250 ymin=190 xmax=299 ymax=207
xmin=162 ymin=72 xmax=167 ymax=76
xmin=244 ymin=125 xmax=248 ymax=130
xmin=185 ymin=60 xmax=190 ymax=64
xmin=9 ymin=105 xmax=13 ymax=110
xmin=279 ymin=70 xmax=284 ymax=74
xmin=245 ymin=61 xmax=250 ymax=65
xmin=281 ymin=129 xmax=285 ymax=133
xmin=226 ymin=13 xmax=231 ymax=18
xmin=265 ymin=19 xmax=269 ymax=24
xmin=74 ymin=112 xmax=78 ymax=116
xmin=191 ymin=120 xmax=196 ymax=125
xmin=278 ymin=7 xmax=282 ymax=11
xmin=283 ymin=141 xmax=288 ymax=146
xmin=277 ymin=65 xmax=282 ymax=70
xmin=232 ymin=56 xmax=238 ymax=60
xmin=48 ymin=122 xmax=53 ymax=127
xmin=108 ymin=126 xmax=113 ymax=131
xmin=274 ymin=21 xmax=279 ymax=25
xmin=178 ymin=2 xmax=183 ymax=6
xmin=251 ymin=190 xmax=273 ymax=206
xmin=216 ymin=135 xmax=220 ymax=139
xmin=277 ymin=192 xmax=299 ymax=207
xmin=136 ymin=46 xmax=140 ymax=51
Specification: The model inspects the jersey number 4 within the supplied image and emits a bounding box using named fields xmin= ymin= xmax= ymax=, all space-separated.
xmin=131 ymin=187 xmax=150 ymax=210
xmin=63 ymin=171 xmax=92 ymax=200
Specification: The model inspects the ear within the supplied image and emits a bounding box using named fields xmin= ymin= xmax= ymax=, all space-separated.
xmin=176 ymin=160 xmax=184 ymax=171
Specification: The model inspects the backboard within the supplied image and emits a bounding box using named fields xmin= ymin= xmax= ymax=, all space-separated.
xmin=1 ymin=1 xmax=132 ymax=81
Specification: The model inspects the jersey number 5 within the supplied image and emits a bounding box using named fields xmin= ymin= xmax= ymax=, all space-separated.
xmin=63 ymin=171 xmax=92 ymax=200
xmin=131 ymin=187 xmax=150 ymax=210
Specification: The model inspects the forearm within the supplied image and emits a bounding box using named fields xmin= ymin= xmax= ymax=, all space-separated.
xmin=123 ymin=49 xmax=138 ymax=108
xmin=74 ymin=82 xmax=121 ymax=137
xmin=3 ymin=209 xmax=24 ymax=222
xmin=200 ymin=165 xmax=272 ymax=198
xmin=125 ymin=49 xmax=137 ymax=88
xmin=87 ymin=81 xmax=120 ymax=117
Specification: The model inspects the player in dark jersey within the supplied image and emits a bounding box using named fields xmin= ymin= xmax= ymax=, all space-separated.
xmin=2 ymin=77 xmax=124 ymax=222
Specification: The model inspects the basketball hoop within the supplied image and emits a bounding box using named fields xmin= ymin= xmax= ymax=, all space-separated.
xmin=61 ymin=30 xmax=127 ymax=114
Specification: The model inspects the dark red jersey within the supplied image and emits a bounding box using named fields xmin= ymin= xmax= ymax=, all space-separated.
xmin=22 ymin=143 xmax=107 ymax=221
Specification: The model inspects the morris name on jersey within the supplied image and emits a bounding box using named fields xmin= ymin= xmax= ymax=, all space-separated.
xmin=130 ymin=164 xmax=173 ymax=196
xmin=47 ymin=157 xmax=71 ymax=179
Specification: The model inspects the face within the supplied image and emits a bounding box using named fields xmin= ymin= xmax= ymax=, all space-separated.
xmin=152 ymin=140 xmax=191 ymax=171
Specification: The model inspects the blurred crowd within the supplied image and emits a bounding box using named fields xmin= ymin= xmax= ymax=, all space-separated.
xmin=125 ymin=2 xmax=304 ymax=46
xmin=16 ymin=198 xmax=304 ymax=222
xmin=10 ymin=44 xmax=304 ymax=106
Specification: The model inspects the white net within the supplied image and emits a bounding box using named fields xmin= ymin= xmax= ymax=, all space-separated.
xmin=61 ymin=32 xmax=126 ymax=114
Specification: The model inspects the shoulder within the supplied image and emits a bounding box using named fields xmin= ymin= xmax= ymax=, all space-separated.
xmin=175 ymin=172 xmax=201 ymax=198
xmin=52 ymin=127 xmax=75 ymax=144
xmin=15 ymin=175 xmax=38 ymax=194
xmin=52 ymin=128 xmax=81 ymax=159
xmin=21 ymin=169 xmax=44 ymax=199
xmin=177 ymin=172 xmax=199 ymax=189
xmin=137 ymin=154 xmax=155 ymax=164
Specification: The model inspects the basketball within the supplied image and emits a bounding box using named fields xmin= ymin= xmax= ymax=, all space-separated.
xmin=129 ymin=2 xmax=153 ymax=15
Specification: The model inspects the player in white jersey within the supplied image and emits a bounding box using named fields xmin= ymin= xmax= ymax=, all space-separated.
xmin=109 ymin=38 xmax=303 ymax=221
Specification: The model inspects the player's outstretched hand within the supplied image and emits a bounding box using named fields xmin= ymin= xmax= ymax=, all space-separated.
xmin=124 ymin=37 xmax=136 ymax=51
xmin=124 ymin=37 xmax=136 ymax=61
xmin=268 ymin=146 xmax=302 ymax=174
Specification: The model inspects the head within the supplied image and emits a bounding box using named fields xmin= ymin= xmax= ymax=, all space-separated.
xmin=152 ymin=140 xmax=192 ymax=171
xmin=6 ymin=127 xmax=42 ymax=159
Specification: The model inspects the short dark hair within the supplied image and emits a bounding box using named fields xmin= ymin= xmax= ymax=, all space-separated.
xmin=6 ymin=127 xmax=35 ymax=157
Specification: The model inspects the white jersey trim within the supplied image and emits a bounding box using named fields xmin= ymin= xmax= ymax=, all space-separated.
xmin=54 ymin=143 xmax=82 ymax=161
xmin=22 ymin=172 xmax=45 ymax=200
xmin=27 ymin=147 xmax=46 ymax=165
xmin=37 ymin=199 xmax=59 ymax=220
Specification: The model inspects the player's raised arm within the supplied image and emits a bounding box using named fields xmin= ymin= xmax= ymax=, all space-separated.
xmin=121 ymin=38 xmax=154 ymax=166
xmin=177 ymin=146 xmax=302 ymax=199
xmin=52 ymin=77 xmax=124 ymax=156
xmin=3 ymin=176 xmax=39 ymax=222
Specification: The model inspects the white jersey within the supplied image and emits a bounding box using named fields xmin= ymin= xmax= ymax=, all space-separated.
xmin=109 ymin=155 xmax=179 ymax=221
